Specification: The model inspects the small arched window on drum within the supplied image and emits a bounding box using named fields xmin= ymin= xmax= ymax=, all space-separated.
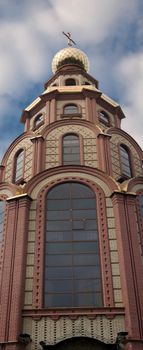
xmin=34 ymin=113 xmax=44 ymax=129
xmin=99 ymin=111 xmax=109 ymax=125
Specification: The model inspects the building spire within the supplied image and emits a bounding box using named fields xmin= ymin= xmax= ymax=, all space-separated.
xmin=62 ymin=31 xmax=76 ymax=46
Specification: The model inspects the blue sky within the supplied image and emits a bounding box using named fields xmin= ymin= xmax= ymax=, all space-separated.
xmin=0 ymin=0 xmax=143 ymax=161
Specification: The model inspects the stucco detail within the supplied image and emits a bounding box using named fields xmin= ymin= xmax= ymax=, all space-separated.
xmin=110 ymin=134 xmax=142 ymax=179
xmin=31 ymin=173 xmax=111 ymax=199
xmin=23 ymin=315 xmax=125 ymax=348
xmin=45 ymin=125 xmax=97 ymax=169
xmin=105 ymin=197 xmax=122 ymax=306
xmin=4 ymin=138 xmax=33 ymax=182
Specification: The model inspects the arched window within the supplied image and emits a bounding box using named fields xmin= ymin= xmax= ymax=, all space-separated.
xmin=63 ymin=134 xmax=80 ymax=165
xmin=34 ymin=113 xmax=44 ymax=128
xmin=64 ymin=104 xmax=78 ymax=115
xmin=44 ymin=182 xmax=103 ymax=308
xmin=65 ymin=78 xmax=76 ymax=86
xmin=0 ymin=201 xmax=5 ymax=244
xmin=99 ymin=111 xmax=109 ymax=125
xmin=120 ymin=144 xmax=132 ymax=178
xmin=14 ymin=149 xmax=24 ymax=183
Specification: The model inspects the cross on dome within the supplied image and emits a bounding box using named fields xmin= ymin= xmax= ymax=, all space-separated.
xmin=62 ymin=31 xmax=76 ymax=46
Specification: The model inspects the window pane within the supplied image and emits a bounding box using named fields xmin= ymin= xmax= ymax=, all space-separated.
xmin=46 ymin=220 xmax=72 ymax=231
xmin=47 ymin=184 xmax=71 ymax=199
xmin=35 ymin=114 xmax=43 ymax=126
xmin=64 ymin=104 xmax=77 ymax=113
xmin=45 ymin=280 xmax=73 ymax=293
xmin=72 ymin=230 xmax=98 ymax=241
xmin=120 ymin=145 xmax=131 ymax=177
xmin=72 ymin=209 xmax=96 ymax=219
xmin=72 ymin=198 xmax=95 ymax=209
xmin=74 ymin=292 xmax=103 ymax=307
xmin=47 ymin=210 xmax=70 ymax=220
xmin=45 ymin=266 xmax=73 ymax=279
xmin=45 ymin=293 xmax=73 ymax=307
xmin=73 ymin=254 xmax=100 ymax=266
xmin=74 ymin=279 xmax=102 ymax=292
xmin=47 ymin=199 xmax=70 ymax=210
xmin=46 ymin=242 xmax=72 ymax=254
xmin=15 ymin=150 xmax=24 ymax=181
xmin=46 ymin=231 xmax=72 ymax=241
xmin=99 ymin=111 xmax=109 ymax=124
xmin=45 ymin=254 xmax=72 ymax=266
xmin=74 ymin=266 xmax=100 ymax=278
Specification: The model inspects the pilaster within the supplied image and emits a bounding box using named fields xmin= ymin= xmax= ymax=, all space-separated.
xmin=0 ymin=165 xmax=5 ymax=182
xmin=97 ymin=133 xmax=112 ymax=175
xmin=30 ymin=136 xmax=44 ymax=175
xmin=0 ymin=194 xmax=32 ymax=343
xmin=111 ymin=191 xmax=143 ymax=340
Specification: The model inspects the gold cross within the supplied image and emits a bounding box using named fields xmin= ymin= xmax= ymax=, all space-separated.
xmin=62 ymin=32 xmax=76 ymax=46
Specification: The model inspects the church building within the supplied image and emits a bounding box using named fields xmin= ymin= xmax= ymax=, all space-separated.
xmin=0 ymin=36 xmax=143 ymax=350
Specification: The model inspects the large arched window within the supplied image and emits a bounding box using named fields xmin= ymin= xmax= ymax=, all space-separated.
xmin=0 ymin=201 xmax=5 ymax=244
xmin=14 ymin=149 xmax=24 ymax=183
xmin=119 ymin=144 xmax=132 ymax=178
xmin=44 ymin=182 xmax=103 ymax=308
xmin=62 ymin=134 xmax=80 ymax=165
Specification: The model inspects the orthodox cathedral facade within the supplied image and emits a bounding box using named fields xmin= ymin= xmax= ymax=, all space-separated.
xmin=0 ymin=42 xmax=143 ymax=350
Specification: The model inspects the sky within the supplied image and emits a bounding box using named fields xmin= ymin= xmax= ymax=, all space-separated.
xmin=0 ymin=0 xmax=143 ymax=161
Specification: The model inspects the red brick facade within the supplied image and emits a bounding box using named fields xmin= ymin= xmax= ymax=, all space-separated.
xmin=0 ymin=49 xmax=143 ymax=350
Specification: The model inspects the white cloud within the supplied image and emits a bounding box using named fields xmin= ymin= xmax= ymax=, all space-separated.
xmin=0 ymin=0 xmax=143 ymax=160
xmin=115 ymin=52 xmax=143 ymax=148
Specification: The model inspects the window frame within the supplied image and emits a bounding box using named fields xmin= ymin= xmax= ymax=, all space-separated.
xmin=44 ymin=182 xmax=103 ymax=308
xmin=65 ymin=78 xmax=76 ymax=86
xmin=119 ymin=144 xmax=132 ymax=179
xmin=13 ymin=148 xmax=25 ymax=184
xmin=33 ymin=178 xmax=114 ymax=311
xmin=33 ymin=113 xmax=44 ymax=130
xmin=61 ymin=103 xmax=81 ymax=119
xmin=99 ymin=110 xmax=110 ymax=126
xmin=62 ymin=133 xmax=81 ymax=166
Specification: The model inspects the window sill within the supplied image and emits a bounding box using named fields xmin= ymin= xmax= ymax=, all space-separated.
xmin=60 ymin=113 xmax=82 ymax=119
xmin=33 ymin=121 xmax=44 ymax=131
xmin=14 ymin=177 xmax=26 ymax=185
xmin=22 ymin=306 xmax=125 ymax=320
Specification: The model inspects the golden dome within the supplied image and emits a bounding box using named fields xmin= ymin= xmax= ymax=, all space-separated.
xmin=52 ymin=47 xmax=89 ymax=73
